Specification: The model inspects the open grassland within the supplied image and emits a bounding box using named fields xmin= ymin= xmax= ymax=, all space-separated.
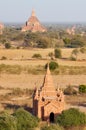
xmin=0 ymin=48 xmax=86 ymax=89
xmin=0 ymin=48 xmax=86 ymax=67
xmin=0 ymin=48 xmax=86 ymax=59
xmin=0 ymin=59 xmax=86 ymax=67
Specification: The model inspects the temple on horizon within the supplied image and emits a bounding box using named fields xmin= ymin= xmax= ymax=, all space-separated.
xmin=0 ymin=22 xmax=4 ymax=34
xmin=33 ymin=64 xmax=65 ymax=122
xmin=21 ymin=10 xmax=47 ymax=32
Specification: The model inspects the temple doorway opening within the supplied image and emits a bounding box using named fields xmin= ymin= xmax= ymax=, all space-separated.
xmin=49 ymin=112 xmax=54 ymax=123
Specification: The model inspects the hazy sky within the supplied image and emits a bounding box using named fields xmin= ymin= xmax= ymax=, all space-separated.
xmin=0 ymin=0 xmax=86 ymax=23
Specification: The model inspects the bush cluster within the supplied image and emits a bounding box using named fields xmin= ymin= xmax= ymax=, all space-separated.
xmin=54 ymin=48 xmax=62 ymax=58
xmin=64 ymin=85 xmax=77 ymax=95
xmin=79 ymin=85 xmax=86 ymax=93
xmin=55 ymin=108 xmax=86 ymax=127
xmin=45 ymin=61 xmax=59 ymax=71
xmin=32 ymin=53 xmax=42 ymax=59
xmin=0 ymin=108 xmax=39 ymax=130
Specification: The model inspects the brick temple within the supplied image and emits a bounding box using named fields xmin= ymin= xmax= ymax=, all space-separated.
xmin=33 ymin=64 xmax=65 ymax=122
xmin=22 ymin=9 xmax=47 ymax=32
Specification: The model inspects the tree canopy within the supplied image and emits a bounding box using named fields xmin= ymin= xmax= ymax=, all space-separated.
xmin=55 ymin=108 xmax=86 ymax=127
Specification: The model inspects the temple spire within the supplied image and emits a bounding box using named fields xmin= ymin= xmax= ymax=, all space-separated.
xmin=31 ymin=9 xmax=36 ymax=17
xmin=46 ymin=63 xmax=50 ymax=75
xmin=22 ymin=9 xmax=47 ymax=32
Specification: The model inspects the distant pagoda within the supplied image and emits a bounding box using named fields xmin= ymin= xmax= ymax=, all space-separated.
xmin=0 ymin=22 xmax=4 ymax=34
xmin=22 ymin=9 xmax=47 ymax=32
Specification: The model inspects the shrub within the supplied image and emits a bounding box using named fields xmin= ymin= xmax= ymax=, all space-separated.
xmin=16 ymin=46 xmax=20 ymax=49
xmin=64 ymin=85 xmax=77 ymax=95
xmin=0 ymin=112 xmax=17 ymax=130
xmin=80 ymin=47 xmax=86 ymax=53
xmin=48 ymin=52 xmax=54 ymax=59
xmin=54 ymin=48 xmax=62 ymax=58
xmin=55 ymin=108 xmax=86 ymax=127
xmin=1 ymin=56 xmax=7 ymax=60
xmin=45 ymin=61 xmax=59 ymax=71
xmin=37 ymin=37 xmax=51 ymax=48
xmin=32 ymin=53 xmax=42 ymax=59
xmin=41 ymin=124 xmax=64 ymax=130
xmin=5 ymin=42 xmax=11 ymax=49
xmin=79 ymin=85 xmax=86 ymax=93
xmin=70 ymin=39 xmax=85 ymax=48
xmin=70 ymin=56 xmax=76 ymax=61
xmin=13 ymin=108 xmax=39 ymax=130
xmin=71 ymin=48 xmax=79 ymax=59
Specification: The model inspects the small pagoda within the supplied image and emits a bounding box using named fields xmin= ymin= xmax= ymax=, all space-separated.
xmin=33 ymin=64 xmax=65 ymax=122
xmin=22 ymin=10 xmax=47 ymax=32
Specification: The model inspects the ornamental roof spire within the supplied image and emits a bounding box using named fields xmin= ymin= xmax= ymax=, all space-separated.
xmin=31 ymin=9 xmax=36 ymax=17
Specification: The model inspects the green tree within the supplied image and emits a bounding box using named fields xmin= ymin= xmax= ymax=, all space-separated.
xmin=63 ymin=38 xmax=71 ymax=47
xmin=55 ymin=108 xmax=86 ymax=127
xmin=71 ymin=48 xmax=79 ymax=60
xmin=0 ymin=112 xmax=17 ymax=130
xmin=79 ymin=85 xmax=86 ymax=93
xmin=13 ymin=108 xmax=39 ymax=130
xmin=5 ymin=42 xmax=11 ymax=49
xmin=54 ymin=48 xmax=62 ymax=58
xmin=45 ymin=61 xmax=59 ymax=71
xmin=70 ymin=39 xmax=85 ymax=48
xmin=32 ymin=53 xmax=42 ymax=59
xmin=37 ymin=37 xmax=51 ymax=48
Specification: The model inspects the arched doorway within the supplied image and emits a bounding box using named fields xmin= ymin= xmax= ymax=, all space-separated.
xmin=49 ymin=112 xmax=54 ymax=122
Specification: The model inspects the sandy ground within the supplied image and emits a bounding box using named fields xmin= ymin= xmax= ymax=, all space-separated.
xmin=0 ymin=74 xmax=86 ymax=89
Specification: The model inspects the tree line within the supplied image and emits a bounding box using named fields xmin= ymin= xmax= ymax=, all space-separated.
xmin=0 ymin=27 xmax=86 ymax=49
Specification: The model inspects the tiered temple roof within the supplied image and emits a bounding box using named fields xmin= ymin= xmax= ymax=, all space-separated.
xmin=33 ymin=63 xmax=65 ymax=121
xmin=22 ymin=10 xmax=47 ymax=32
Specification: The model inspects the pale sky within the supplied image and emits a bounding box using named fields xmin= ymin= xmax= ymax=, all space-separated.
xmin=0 ymin=0 xmax=86 ymax=23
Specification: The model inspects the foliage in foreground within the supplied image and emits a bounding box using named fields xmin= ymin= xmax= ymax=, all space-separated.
xmin=55 ymin=108 xmax=86 ymax=127
xmin=0 ymin=112 xmax=17 ymax=130
xmin=13 ymin=108 xmax=39 ymax=130
xmin=0 ymin=108 xmax=39 ymax=130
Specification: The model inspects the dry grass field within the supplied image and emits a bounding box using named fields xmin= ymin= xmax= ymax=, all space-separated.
xmin=0 ymin=48 xmax=86 ymax=59
xmin=0 ymin=48 xmax=86 ymax=67
xmin=0 ymin=48 xmax=86 ymax=114
xmin=0 ymin=48 xmax=86 ymax=89
xmin=0 ymin=74 xmax=86 ymax=89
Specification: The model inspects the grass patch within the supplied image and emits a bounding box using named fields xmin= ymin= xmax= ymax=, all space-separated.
xmin=0 ymin=64 xmax=22 ymax=74
xmin=0 ymin=64 xmax=86 ymax=75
